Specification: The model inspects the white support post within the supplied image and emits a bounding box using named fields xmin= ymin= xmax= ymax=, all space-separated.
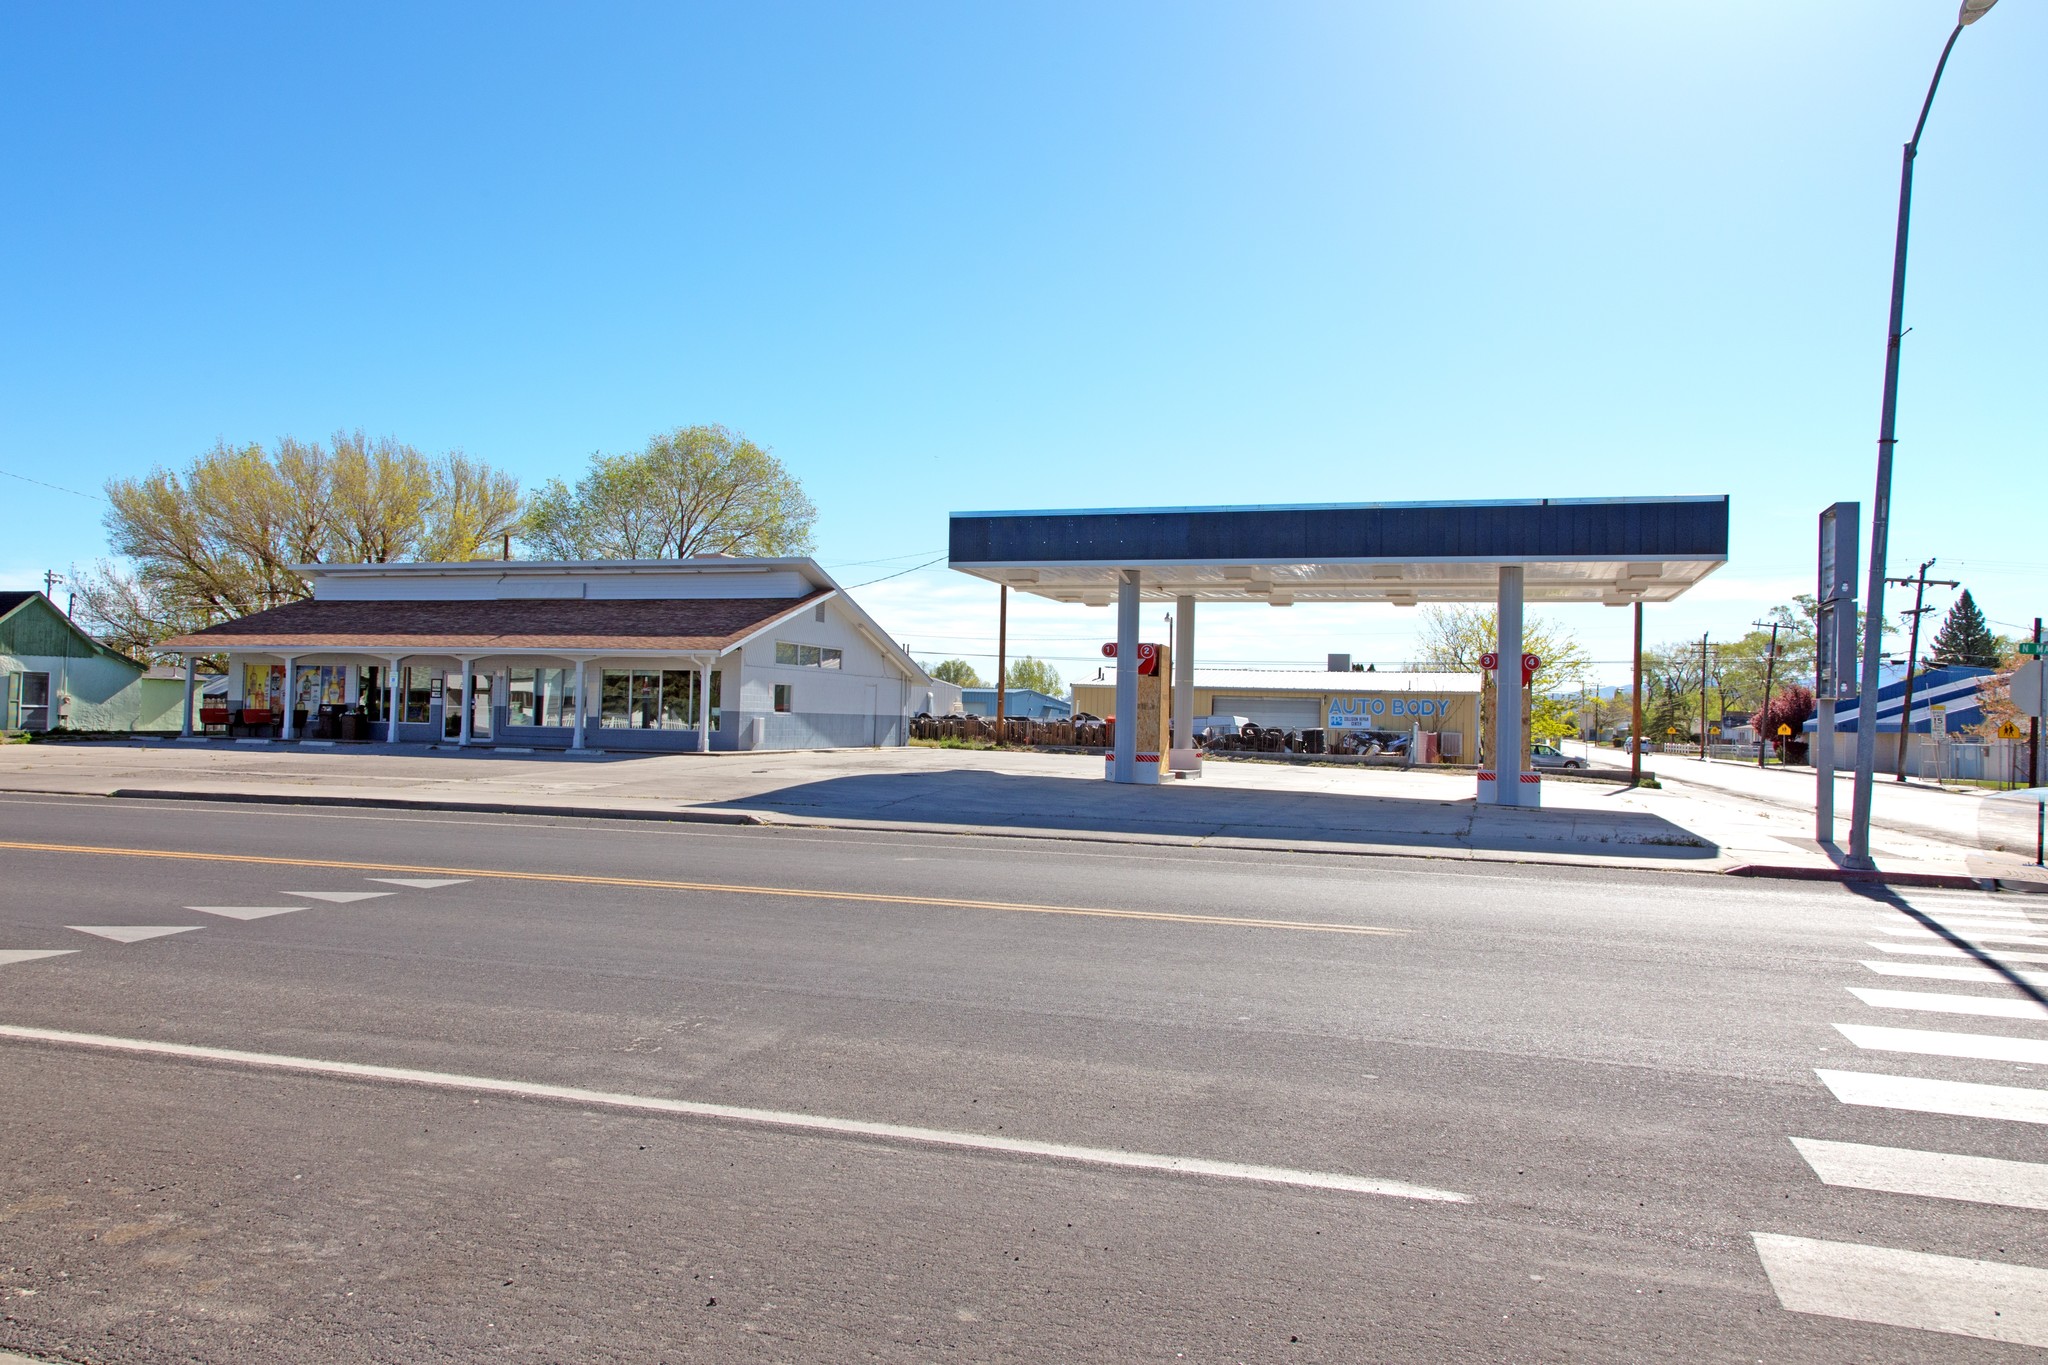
xmin=180 ymin=656 xmax=196 ymax=737
xmin=281 ymin=659 xmax=299 ymax=741
xmin=458 ymin=658 xmax=474 ymax=747
xmin=698 ymin=658 xmax=712 ymax=753
xmin=1112 ymin=569 xmax=1140 ymax=783
xmin=570 ymin=660 xmax=587 ymax=750
xmin=1171 ymin=593 xmax=1198 ymax=775
xmin=1492 ymin=566 xmax=1526 ymax=806
xmin=387 ymin=658 xmax=404 ymax=743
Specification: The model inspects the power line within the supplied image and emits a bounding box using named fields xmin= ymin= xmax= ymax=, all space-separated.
xmin=845 ymin=555 xmax=948 ymax=589
xmin=0 ymin=467 xmax=102 ymax=501
xmin=822 ymin=548 xmax=946 ymax=570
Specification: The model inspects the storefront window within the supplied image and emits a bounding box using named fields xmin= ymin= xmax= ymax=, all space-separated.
xmin=401 ymin=667 xmax=435 ymax=723
xmin=773 ymin=683 xmax=793 ymax=713
xmin=661 ymin=670 xmax=694 ymax=727
xmin=508 ymin=668 xmax=581 ymax=727
xmin=600 ymin=670 xmax=633 ymax=728
xmin=599 ymin=668 xmax=718 ymax=729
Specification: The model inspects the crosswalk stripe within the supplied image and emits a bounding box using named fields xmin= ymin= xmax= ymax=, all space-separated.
xmin=0 ymin=950 xmax=77 ymax=966
xmin=1879 ymin=926 xmax=2048 ymax=947
xmin=1817 ymin=1069 xmax=2048 ymax=1125
xmin=1850 ymin=987 xmax=2048 ymax=1021
xmin=1869 ymin=941 xmax=2048 ymax=964
xmin=1875 ymin=917 xmax=2048 ymax=935
xmin=1791 ymin=1137 xmax=2048 ymax=1212
xmin=1753 ymin=1233 xmax=2048 ymax=1346
xmin=1861 ymin=960 xmax=2048 ymax=987
xmin=1835 ymin=1022 xmax=2048 ymax=1066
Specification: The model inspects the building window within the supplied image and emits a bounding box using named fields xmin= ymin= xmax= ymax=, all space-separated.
xmin=508 ymin=667 xmax=579 ymax=727
xmin=401 ymin=667 xmax=434 ymax=723
xmin=772 ymin=641 xmax=842 ymax=670
xmin=773 ymin=683 xmax=793 ymax=713
xmin=600 ymin=668 xmax=720 ymax=730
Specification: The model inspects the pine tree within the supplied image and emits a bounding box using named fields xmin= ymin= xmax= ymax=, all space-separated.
xmin=1926 ymin=589 xmax=2001 ymax=668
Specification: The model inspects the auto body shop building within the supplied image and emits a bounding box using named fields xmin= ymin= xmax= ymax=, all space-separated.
xmin=161 ymin=557 xmax=931 ymax=751
xmin=1070 ymin=666 xmax=1480 ymax=758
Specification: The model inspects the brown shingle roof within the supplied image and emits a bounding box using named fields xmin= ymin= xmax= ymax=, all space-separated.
xmin=159 ymin=593 xmax=828 ymax=654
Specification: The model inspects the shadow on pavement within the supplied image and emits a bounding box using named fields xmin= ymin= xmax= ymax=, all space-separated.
xmin=714 ymin=768 xmax=1721 ymax=859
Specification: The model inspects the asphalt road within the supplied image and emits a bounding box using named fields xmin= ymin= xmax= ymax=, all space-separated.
xmin=3 ymin=791 xmax=2047 ymax=1363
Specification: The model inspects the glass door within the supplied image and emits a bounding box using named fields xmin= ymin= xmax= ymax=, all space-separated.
xmin=471 ymin=672 xmax=492 ymax=740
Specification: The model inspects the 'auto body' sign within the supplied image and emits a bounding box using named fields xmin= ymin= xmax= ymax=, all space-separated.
xmin=1329 ymin=695 xmax=1453 ymax=729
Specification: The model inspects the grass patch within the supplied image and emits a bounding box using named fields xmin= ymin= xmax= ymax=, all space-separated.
xmin=911 ymin=736 xmax=998 ymax=751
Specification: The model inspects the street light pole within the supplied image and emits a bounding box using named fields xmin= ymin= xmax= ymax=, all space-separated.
xmin=1848 ymin=1 xmax=1998 ymax=867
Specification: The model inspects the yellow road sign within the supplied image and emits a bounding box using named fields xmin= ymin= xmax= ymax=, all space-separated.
xmin=1999 ymin=721 xmax=2026 ymax=740
xmin=1776 ymin=723 xmax=1792 ymax=736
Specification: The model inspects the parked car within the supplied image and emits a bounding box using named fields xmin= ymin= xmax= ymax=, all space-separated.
xmin=1529 ymin=743 xmax=1585 ymax=770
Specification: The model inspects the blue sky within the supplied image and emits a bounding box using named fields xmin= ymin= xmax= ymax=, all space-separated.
xmin=2 ymin=2 xmax=2040 ymax=684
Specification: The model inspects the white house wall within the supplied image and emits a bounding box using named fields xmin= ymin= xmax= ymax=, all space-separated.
xmin=735 ymin=600 xmax=913 ymax=749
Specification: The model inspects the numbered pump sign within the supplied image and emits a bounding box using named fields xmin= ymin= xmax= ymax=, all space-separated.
xmin=1479 ymin=652 xmax=1543 ymax=685
xmin=1100 ymin=641 xmax=1161 ymax=676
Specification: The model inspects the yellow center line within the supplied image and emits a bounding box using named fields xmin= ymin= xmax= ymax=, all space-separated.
xmin=0 ymin=839 xmax=1406 ymax=937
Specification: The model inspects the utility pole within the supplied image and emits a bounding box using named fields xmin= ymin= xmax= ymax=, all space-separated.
xmin=1752 ymin=619 xmax=1785 ymax=769
xmin=1630 ymin=602 xmax=1644 ymax=787
xmin=1698 ymin=633 xmax=1710 ymax=760
xmin=1888 ymin=558 xmax=1958 ymax=781
xmin=2033 ymin=617 xmax=2042 ymax=790
xmin=993 ymin=584 xmax=1009 ymax=745
xmin=43 ymin=570 xmax=63 ymax=600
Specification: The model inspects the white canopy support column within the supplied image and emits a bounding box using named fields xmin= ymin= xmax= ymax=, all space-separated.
xmin=1111 ymin=569 xmax=1140 ymax=783
xmin=1489 ymin=565 xmax=1526 ymax=806
xmin=1170 ymin=593 xmax=1199 ymax=776
xmin=570 ymin=659 xmax=587 ymax=750
xmin=458 ymin=658 xmax=474 ymax=747
xmin=386 ymin=657 xmax=404 ymax=743
xmin=280 ymin=657 xmax=300 ymax=741
xmin=697 ymin=656 xmax=713 ymax=753
xmin=180 ymin=656 xmax=196 ymax=737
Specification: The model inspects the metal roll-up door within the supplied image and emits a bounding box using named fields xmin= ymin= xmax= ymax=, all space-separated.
xmin=1214 ymin=695 xmax=1322 ymax=731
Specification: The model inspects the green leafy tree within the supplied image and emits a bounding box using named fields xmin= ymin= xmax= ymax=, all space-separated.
xmin=77 ymin=432 xmax=521 ymax=663
xmin=1926 ymin=589 xmax=2001 ymax=668
xmin=1004 ymin=657 xmax=1063 ymax=695
xmin=1410 ymin=606 xmax=1592 ymax=692
xmin=525 ymin=424 xmax=815 ymax=560
xmin=924 ymin=659 xmax=983 ymax=687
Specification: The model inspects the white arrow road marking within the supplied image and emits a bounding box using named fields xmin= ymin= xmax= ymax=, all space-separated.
xmin=366 ymin=878 xmax=471 ymax=889
xmin=1791 ymin=1137 xmax=2048 ymax=1212
xmin=0 ymin=950 xmax=77 ymax=966
xmin=1836 ymin=1022 xmax=2048 ymax=1066
xmin=0 ymin=1023 xmax=1470 ymax=1205
xmin=185 ymin=906 xmax=304 ymax=921
xmin=1753 ymin=1233 xmax=2048 ymax=1347
xmin=67 ymin=926 xmax=202 ymax=944
xmin=1817 ymin=1069 xmax=2048 ymax=1125
xmin=286 ymin=890 xmax=393 ymax=904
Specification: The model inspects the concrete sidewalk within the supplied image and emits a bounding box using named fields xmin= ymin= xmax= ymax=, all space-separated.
xmin=2 ymin=737 xmax=2041 ymax=889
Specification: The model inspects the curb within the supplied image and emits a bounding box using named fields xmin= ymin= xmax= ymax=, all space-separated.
xmin=1724 ymin=863 xmax=1995 ymax=892
xmin=107 ymin=789 xmax=762 ymax=826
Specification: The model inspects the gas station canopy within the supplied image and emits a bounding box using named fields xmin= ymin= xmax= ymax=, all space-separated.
xmin=949 ymin=496 xmax=1729 ymax=606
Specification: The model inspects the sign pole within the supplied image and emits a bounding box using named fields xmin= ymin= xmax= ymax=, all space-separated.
xmin=994 ymin=584 xmax=1008 ymax=745
xmin=2033 ymin=617 xmax=2042 ymax=790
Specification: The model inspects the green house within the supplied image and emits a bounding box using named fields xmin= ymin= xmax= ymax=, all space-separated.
xmin=0 ymin=591 xmax=184 ymax=732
